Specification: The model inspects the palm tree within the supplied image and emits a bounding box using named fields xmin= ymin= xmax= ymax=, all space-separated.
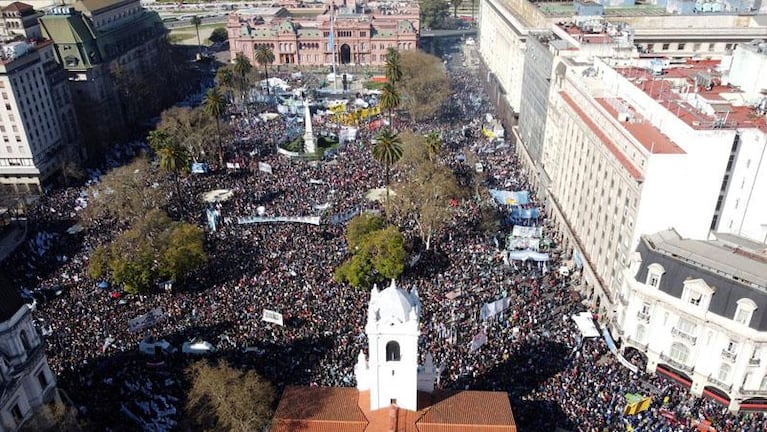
xmin=379 ymin=82 xmax=400 ymax=127
xmin=425 ymin=131 xmax=442 ymax=162
xmin=372 ymin=128 xmax=403 ymax=204
xmin=384 ymin=48 xmax=402 ymax=84
xmin=232 ymin=52 xmax=253 ymax=107
xmin=191 ymin=16 xmax=203 ymax=59
xmin=254 ymin=45 xmax=275 ymax=96
xmin=203 ymin=87 xmax=227 ymax=167
xmin=148 ymin=129 xmax=190 ymax=199
xmin=215 ymin=66 xmax=234 ymax=103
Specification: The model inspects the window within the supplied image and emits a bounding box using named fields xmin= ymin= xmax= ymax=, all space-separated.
xmin=19 ymin=330 xmax=30 ymax=351
xmin=761 ymin=376 xmax=767 ymax=391
xmin=662 ymin=43 xmax=670 ymax=50
xmin=11 ymin=404 xmax=22 ymax=423
xmin=646 ymin=263 xmax=664 ymax=287
xmin=677 ymin=43 xmax=686 ymax=50
xmin=676 ymin=318 xmax=696 ymax=336
xmin=708 ymin=43 xmax=716 ymax=52
xmin=670 ymin=342 xmax=690 ymax=364
xmin=385 ymin=341 xmax=400 ymax=361
xmin=688 ymin=290 xmax=702 ymax=306
xmin=734 ymin=298 xmax=757 ymax=326
xmin=717 ymin=363 xmax=731 ymax=382
xmin=636 ymin=324 xmax=646 ymax=343
xmin=37 ymin=371 xmax=48 ymax=389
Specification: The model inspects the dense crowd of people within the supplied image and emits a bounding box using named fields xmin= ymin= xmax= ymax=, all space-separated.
xmin=2 ymin=45 xmax=766 ymax=432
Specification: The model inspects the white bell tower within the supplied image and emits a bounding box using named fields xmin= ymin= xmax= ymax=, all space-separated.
xmin=355 ymin=280 xmax=435 ymax=412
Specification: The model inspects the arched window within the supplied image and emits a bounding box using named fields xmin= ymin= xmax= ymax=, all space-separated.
xmin=19 ymin=330 xmax=31 ymax=351
xmin=717 ymin=363 xmax=731 ymax=382
xmin=385 ymin=341 xmax=400 ymax=361
xmin=669 ymin=342 xmax=689 ymax=364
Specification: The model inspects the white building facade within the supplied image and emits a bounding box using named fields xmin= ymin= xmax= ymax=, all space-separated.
xmin=355 ymin=280 xmax=436 ymax=412
xmin=0 ymin=283 xmax=57 ymax=431
xmin=616 ymin=230 xmax=767 ymax=412
xmin=0 ymin=39 xmax=80 ymax=193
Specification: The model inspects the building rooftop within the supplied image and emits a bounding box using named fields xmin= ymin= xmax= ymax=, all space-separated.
xmin=2 ymin=1 xmax=34 ymax=13
xmin=645 ymin=229 xmax=767 ymax=290
xmin=272 ymin=387 xmax=517 ymax=432
xmin=560 ymin=91 xmax=644 ymax=180
xmin=615 ymin=60 xmax=767 ymax=132
xmin=595 ymin=97 xmax=685 ymax=154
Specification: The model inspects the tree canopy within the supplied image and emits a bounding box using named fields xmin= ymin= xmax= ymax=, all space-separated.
xmin=420 ymin=0 xmax=450 ymax=29
xmin=335 ymin=215 xmax=406 ymax=288
xmin=398 ymin=50 xmax=451 ymax=120
xmin=183 ymin=360 xmax=275 ymax=432
xmin=156 ymin=106 xmax=221 ymax=162
xmin=209 ymin=27 xmax=228 ymax=43
xmin=88 ymin=209 xmax=207 ymax=293
xmin=80 ymin=155 xmax=167 ymax=226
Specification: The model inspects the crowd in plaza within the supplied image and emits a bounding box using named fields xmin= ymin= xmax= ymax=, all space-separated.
xmin=3 ymin=48 xmax=766 ymax=431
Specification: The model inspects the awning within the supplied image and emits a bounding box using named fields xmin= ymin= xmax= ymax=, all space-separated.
xmin=656 ymin=364 xmax=692 ymax=388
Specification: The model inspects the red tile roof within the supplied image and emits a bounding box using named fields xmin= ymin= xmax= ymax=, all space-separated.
xmin=595 ymin=98 xmax=685 ymax=155
xmin=560 ymin=92 xmax=644 ymax=181
xmin=2 ymin=2 xmax=33 ymax=13
xmin=272 ymin=387 xmax=517 ymax=432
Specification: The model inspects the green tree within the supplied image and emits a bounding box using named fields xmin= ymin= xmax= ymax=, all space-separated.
xmin=203 ymin=87 xmax=227 ymax=167
xmin=148 ymin=129 xmax=190 ymax=199
xmin=335 ymin=217 xmax=406 ymax=288
xmin=183 ymin=360 xmax=275 ymax=432
xmin=451 ymin=0 xmax=462 ymax=17
xmin=420 ymin=0 xmax=450 ymax=29
xmin=233 ymin=52 xmax=253 ymax=108
xmin=390 ymin=156 xmax=463 ymax=250
xmin=347 ymin=213 xmax=385 ymax=250
xmin=379 ymin=82 xmax=400 ymax=127
xmin=254 ymin=45 xmax=275 ymax=95
xmin=191 ymin=15 xmax=203 ymax=58
xmin=384 ymin=48 xmax=402 ymax=84
xmin=425 ymin=131 xmax=442 ymax=162
xmin=209 ymin=26 xmax=228 ymax=44
xmin=80 ymin=155 xmax=167 ymax=226
xmin=160 ymin=223 xmax=207 ymax=282
xmin=88 ymin=210 xmax=207 ymax=293
xmin=398 ymin=50 xmax=451 ymax=120
xmin=372 ymin=128 xmax=403 ymax=204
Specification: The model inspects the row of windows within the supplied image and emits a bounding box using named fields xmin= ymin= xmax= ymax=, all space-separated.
xmin=644 ymin=264 xmax=757 ymax=326
xmin=644 ymin=42 xmax=737 ymax=52
xmin=322 ymin=31 xmax=367 ymax=38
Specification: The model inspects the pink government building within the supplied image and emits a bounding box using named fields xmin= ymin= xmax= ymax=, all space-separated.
xmin=227 ymin=0 xmax=420 ymax=67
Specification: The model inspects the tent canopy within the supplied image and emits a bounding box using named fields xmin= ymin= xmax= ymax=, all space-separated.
xmin=572 ymin=312 xmax=600 ymax=338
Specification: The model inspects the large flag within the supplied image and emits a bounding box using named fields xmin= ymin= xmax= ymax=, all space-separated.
xmin=480 ymin=296 xmax=511 ymax=321
xmin=128 ymin=307 xmax=165 ymax=333
xmin=469 ymin=330 xmax=487 ymax=353
xmin=262 ymin=309 xmax=284 ymax=326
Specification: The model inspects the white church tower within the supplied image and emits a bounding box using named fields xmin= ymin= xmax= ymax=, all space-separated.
xmin=355 ymin=280 xmax=436 ymax=412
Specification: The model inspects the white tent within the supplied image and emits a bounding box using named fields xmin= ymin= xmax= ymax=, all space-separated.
xmin=571 ymin=312 xmax=600 ymax=338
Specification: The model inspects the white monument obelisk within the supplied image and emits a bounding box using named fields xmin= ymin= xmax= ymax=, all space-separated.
xmin=303 ymin=99 xmax=316 ymax=154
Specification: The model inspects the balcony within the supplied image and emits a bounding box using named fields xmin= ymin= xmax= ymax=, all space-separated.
xmin=670 ymin=327 xmax=697 ymax=345
xmin=749 ymin=358 xmax=761 ymax=367
xmin=739 ymin=388 xmax=767 ymax=397
xmin=636 ymin=310 xmax=650 ymax=323
xmin=721 ymin=349 xmax=737 ymax=363
xmin=707 ymin=375 xmax=732 ymax=392
xmin=659 ymin=353 xmax=693 ymax=373
xmin=626 ymin=337 xmax=648 ymax=352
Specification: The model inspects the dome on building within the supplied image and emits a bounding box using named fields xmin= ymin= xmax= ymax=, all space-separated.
xmin=374 ymin=280 xmax=418 ymax=323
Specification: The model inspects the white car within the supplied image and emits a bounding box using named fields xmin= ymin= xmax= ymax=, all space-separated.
xmin=139 ymin=337 xmax=175 ymax=355
xmin=182 ymin=340 xmax=216 ymax=355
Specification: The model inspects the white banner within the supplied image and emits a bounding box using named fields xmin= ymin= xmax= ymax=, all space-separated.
xmin=128 ymin=307 xmax=165 ymax=333
xmin=258 ymin=162 xmax=273 ymax=174
xmin=480 ymin=296 xmax=511 ymax=321
xmin=262 ymin=309 xmax=284 ymax=326
xmin=511 ymin=226 xmax=543 ymax=238
xmin=238 ymin=216 xmax=321 ymax=225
